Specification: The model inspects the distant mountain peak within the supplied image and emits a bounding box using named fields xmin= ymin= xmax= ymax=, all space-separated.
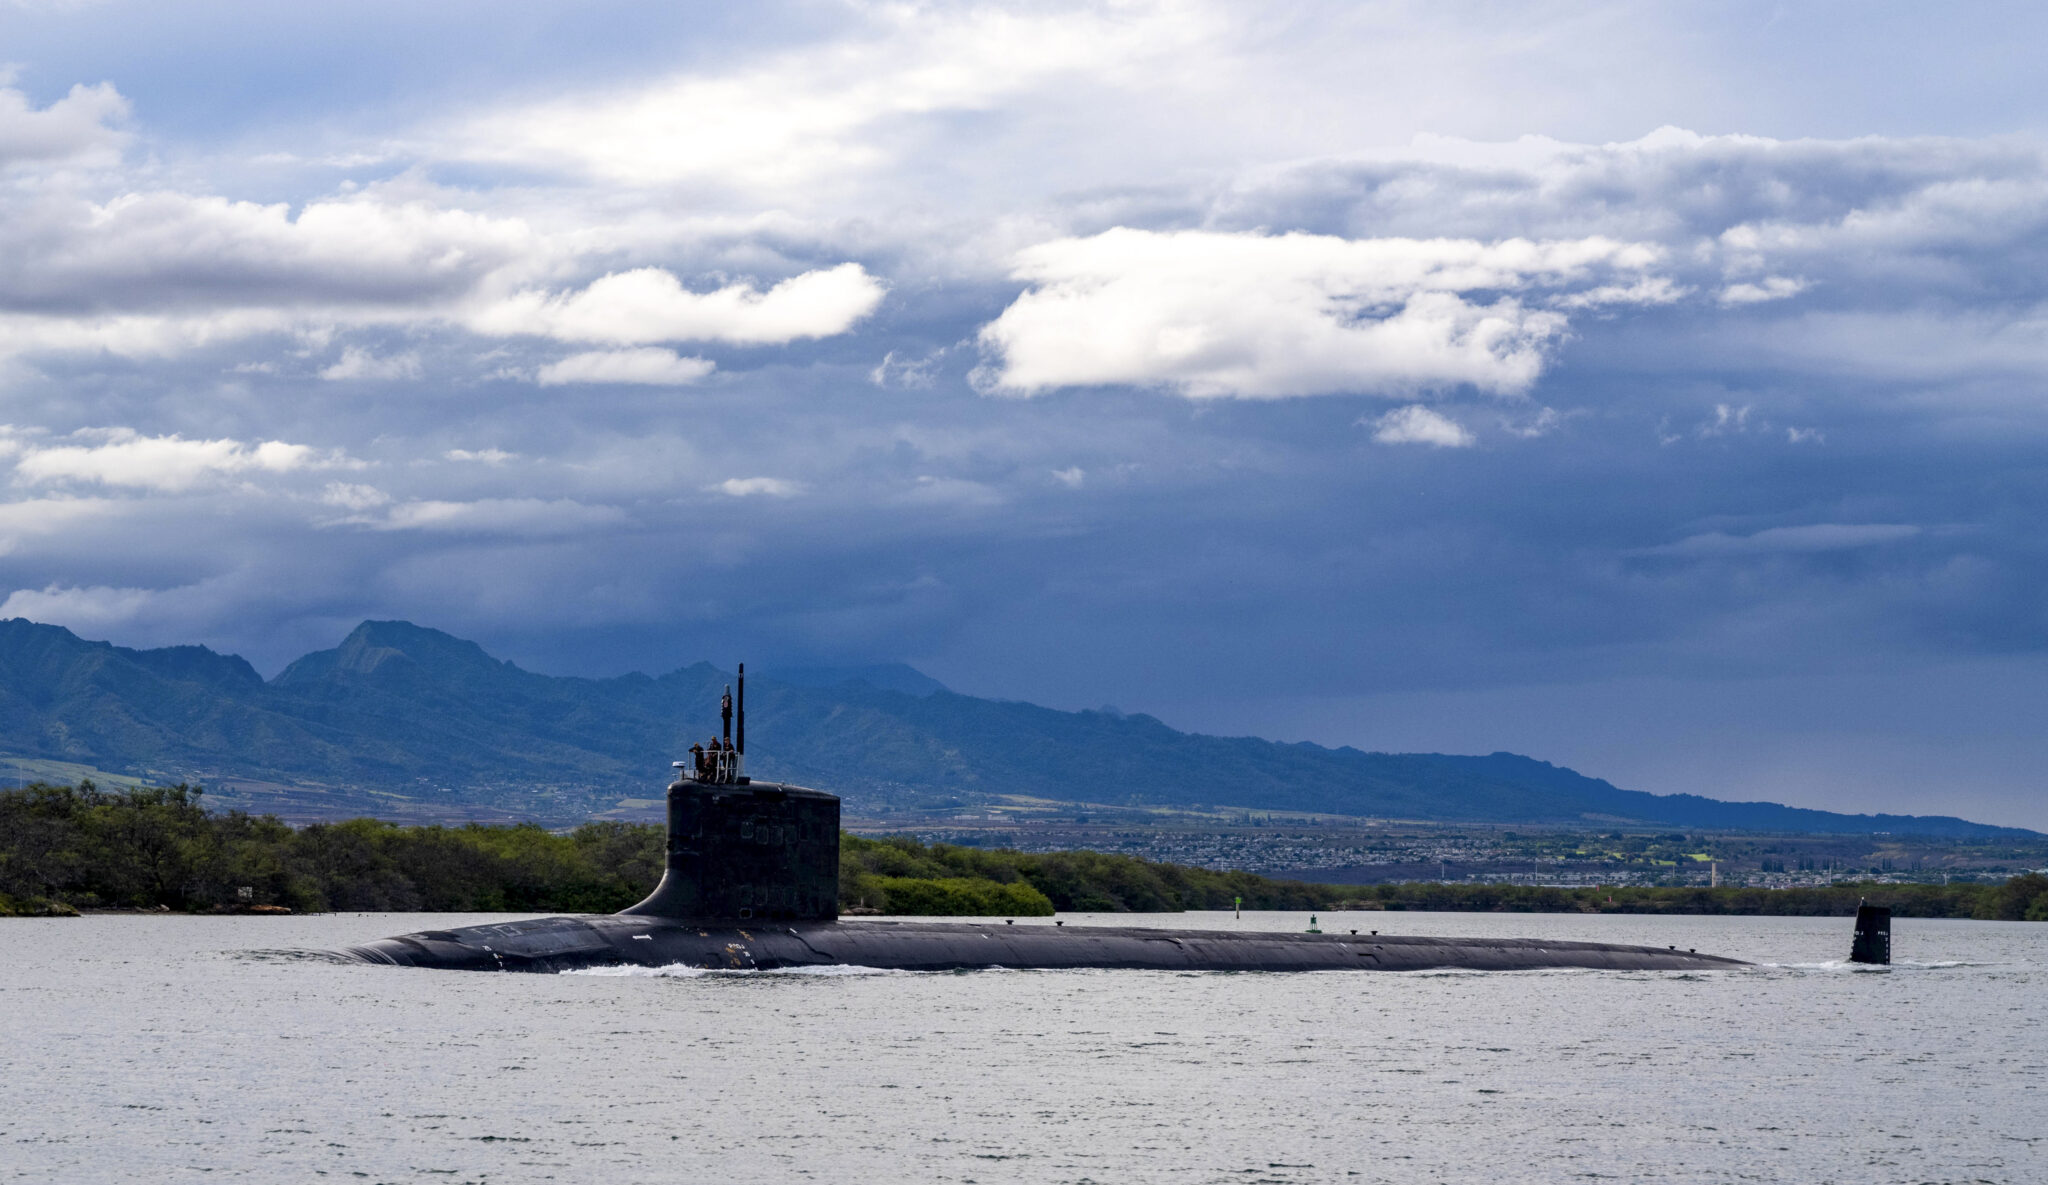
xmin=344 ymin=620 xmax=503 ymax=665
xmin=0 ymin=617 xmax=260 ymax=688
xmin=274 ymin=620 xmax=514 ymax=686
xmin=126 ymin=643 xmax=262 ymax=688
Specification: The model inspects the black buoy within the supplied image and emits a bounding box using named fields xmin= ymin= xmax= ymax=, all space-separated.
xmin=1849 ymin=901 xmax=1891 ymax=965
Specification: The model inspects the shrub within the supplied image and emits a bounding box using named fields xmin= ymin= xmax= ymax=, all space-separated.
xmin=874 ymin=876 xmax=1056 ymax=916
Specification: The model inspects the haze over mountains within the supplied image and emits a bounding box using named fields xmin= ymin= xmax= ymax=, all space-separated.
xmin=0 ymin=618 xmax=2028 ymax=837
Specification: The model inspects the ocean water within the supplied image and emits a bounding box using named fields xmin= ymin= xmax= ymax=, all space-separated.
xmin=2 ymin=910 xmax=2041 ymax=1184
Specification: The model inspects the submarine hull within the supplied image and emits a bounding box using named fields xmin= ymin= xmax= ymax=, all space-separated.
xmin=347 ymin=913 xmax=1747 ymax=974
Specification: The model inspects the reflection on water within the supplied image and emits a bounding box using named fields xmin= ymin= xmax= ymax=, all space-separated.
xmin=3 ymin=911 xmax=2042 ymax=1183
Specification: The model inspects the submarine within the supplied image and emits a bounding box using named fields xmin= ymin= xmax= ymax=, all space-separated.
xmin=348 ymin=666 xmax=1752 ymax=974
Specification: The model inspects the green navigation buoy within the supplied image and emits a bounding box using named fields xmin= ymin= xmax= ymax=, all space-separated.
xmin=1306 ymin=914 xmax=1321 ymax=934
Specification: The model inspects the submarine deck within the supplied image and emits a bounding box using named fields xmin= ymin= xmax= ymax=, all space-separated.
xmin=346 ymin=914 xmax=1747 ymax=974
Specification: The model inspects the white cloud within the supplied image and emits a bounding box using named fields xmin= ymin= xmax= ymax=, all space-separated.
xmin=0 ymin=306 xmax=303 ymax=361
xmin=1500 ymin=406 xmax=1566 ymax=438
xmin=1552 ymin=277 xmax=1690 ymax=309
xmin=0 ymin=174 xmax=874 ymax=368
xmin=714 ymin=476 xmax=802 ymax=498
xmin=979 ymin=229 xmax=1663 ymax=398
xmin=0 ymin=186 xmax=549 ymax=365
xmin=473 ymin=264 xmax=884 ymax=347
xmin=10 ymin=429 xmax=342 ymax=491
xmin=0 ymin=583 xmax=155 ymax=630
xmin=870 ymin=348 xmax=946 ymax=388
xmin=902 ymin=475 xmax=1002 ymax=507
xmin=1700 ymin=403 xmax=1752 ymax=436
xmin=1648 ymin=523 xmax=1922 ymax=556
xmin=0 ymin=82 xmax=128 ymax=168
xmin=535 ymin=348 xmax=716 ymax=386
xmin=320 ymin=346 xmax=422 ymax=381
xmin=319 ymin=482 xmax=390 ymax=512
xmin=1370 ymin=404 xmax=1476 ymax=447
xmin=445 ymin=3 xmax=1206 ymax=193
xmin=375 ymin=497 xmax=628 ymax=534
xmin=0 ymin=191 xmax=539 ymax=318
xmin=1720 ymin=276 xmax=1808 ymax=306
xmin=0 ymin=496 xmax=121 ymax=549
xmin=1051 ymin=466 xmax=1086 ymax=488
xmin=444 ymin=448 xmax=515 ymax=463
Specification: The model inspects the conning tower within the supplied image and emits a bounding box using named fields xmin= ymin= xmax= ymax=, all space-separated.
xmin=622 ymin=662 xmax=840 ymax=921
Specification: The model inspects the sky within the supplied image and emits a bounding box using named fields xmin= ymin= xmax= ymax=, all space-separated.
xmin=3 ymin=1 xmax=2048 ymax=827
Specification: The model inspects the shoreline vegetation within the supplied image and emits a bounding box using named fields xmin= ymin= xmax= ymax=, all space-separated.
xmin=4 ymin=782 xmax=2044 ymax=921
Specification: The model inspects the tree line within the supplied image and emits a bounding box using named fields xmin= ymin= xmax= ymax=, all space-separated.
xmin=0 ymin=783 xmax=663 ymax=915
xmin=1 ymin=782 xmax=2043 ymax=921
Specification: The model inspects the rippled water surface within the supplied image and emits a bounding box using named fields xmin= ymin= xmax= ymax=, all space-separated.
xmin=4 ymin=911 xmax=2042 ymax=1183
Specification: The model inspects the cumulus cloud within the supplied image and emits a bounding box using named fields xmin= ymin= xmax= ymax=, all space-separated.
xmin=714 ymin=477 xmax=803 ymax=498
xmin=472 ymin=264 xmax=884 ymax=347
xmin=978 ymin=229 xmax=1663 ymax=398
xmin=535 ymin=348 xmax=716 ymax=386
xmin=0 ymin=187 xmax=543 ymax=365
xmin=1217 ymin=130 xmax=2048 ymax=385
xmin=0 ymin=172 xmax=878 ymax=370
xmin=0 ymin=191 xmax=538 ymax=317
xmin=1370 ymin=404 xmax=1476 ymax=447
xmin=0 ymin=82 xmax=129 ymax=168
xmin=9 ymin=428 xmax=343 ymax=491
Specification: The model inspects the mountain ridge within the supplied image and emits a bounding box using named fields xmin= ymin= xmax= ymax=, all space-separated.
xmin=0 ymin=617 xmax=2030 ymax=837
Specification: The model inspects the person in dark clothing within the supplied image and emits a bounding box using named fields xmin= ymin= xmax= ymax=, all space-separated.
xmin=689 ymin=742 xmax=706 ymax=778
